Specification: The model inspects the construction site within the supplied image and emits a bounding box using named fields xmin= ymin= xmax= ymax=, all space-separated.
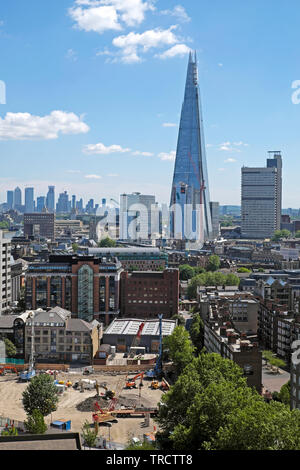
xmin=0 ymin=315 xmax=171 ymax=448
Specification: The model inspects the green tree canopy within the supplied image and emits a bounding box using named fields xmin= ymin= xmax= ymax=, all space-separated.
xmin=237 ymin=267 xmax=251 ymax=273
xmin=97 ymin=237 xmax=116 ymax=247
xmin=189 ymin=313 xmax=204 ymax=354
xmin=22 ymin=374 xmax=59 ymax=417
xmin=24 ymin=409 xmax=47 ymax=434
xmin=179 ymin=264 xmax=196 ymax=280
xmin=4 ymin=338 xmax=17 ymax=358
xmin=206 ymin=255 xmax=221 ymax=272
xmin=163 ymin=326 xmax=195 ymax=376
xmin=272 ymin=230 xmax=291 ymax=241
xmin=156 ymin=352 xmax=300 ymax=450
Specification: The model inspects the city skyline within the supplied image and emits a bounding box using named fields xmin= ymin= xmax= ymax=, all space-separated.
xmin=1 ymin=1 xmax=300 ymax=206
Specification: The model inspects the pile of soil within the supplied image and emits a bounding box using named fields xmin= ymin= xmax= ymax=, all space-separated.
xmin=76 ymin=393 xmax=153 ymax=412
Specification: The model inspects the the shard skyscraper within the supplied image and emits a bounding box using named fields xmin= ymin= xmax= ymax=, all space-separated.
xmin=170 ymin=52 xmax=213 ymax=247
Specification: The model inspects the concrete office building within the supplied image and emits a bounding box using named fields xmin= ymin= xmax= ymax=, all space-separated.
xmin=0 ymin=231 xmax=11 ymax=314
xmin=13 ymin=187 xmax=22 ymax=210
xmin=241 ymin=152 xmax=282 ymax=239
xmin=120 ymin=192 xmax=156 ymax=241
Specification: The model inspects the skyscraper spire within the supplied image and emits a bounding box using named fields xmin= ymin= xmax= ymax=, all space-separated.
xmin=170 ymin=53 xmax=213 ymax=246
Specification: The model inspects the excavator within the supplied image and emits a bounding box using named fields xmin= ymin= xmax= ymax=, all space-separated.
xmin=125 ymin=373 xmax=144 ymax=389
xmin=0 ymin=366 xmax=18 ymax=376
xmin=95 ymin=381 xmax=115 ymax=400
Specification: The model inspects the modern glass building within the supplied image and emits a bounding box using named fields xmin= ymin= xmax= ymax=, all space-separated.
xmin=170 ymin=52 xmax=213 ymax=247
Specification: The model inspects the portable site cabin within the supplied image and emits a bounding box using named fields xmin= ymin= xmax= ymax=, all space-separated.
xmin=50 ymin=419 xmax=71 ymax=431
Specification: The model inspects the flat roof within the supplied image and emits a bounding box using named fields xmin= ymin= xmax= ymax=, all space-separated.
xmin=104 ymin=318 xmax=176 ymax=337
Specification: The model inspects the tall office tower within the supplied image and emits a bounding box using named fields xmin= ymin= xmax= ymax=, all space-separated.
xmin=56 ymin=191 xmax=70 ymax=213
xmin=210 ymin=201 xmax=220 ymax=239
xmin=170 ymin=52 xmax=213 ymax=247
xmin=46 ymin=186 xmax=55 ymax=212
xmin=6 ymin=191 xmax=14 ymax=210
xmin=120 ymin=192 xmax=156 ymax=240
xmin=76 ymin=198 xmax=83 ymax=212
xmin=241 ymin=152 xmax=282 ymax=239
xmin=25 ymin=187 xmax=34 ymax=213
xmin=0 ymin=231 xmax=11 ymax=315
xmin=13 ymin=187 xmax=22 ymax=209
xmin=36 ymin=196 xmax=46 ymax=213
xmin=72 ymin=195 xmax=76 ymax=210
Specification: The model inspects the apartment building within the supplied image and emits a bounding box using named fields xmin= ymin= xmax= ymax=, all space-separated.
xmin=24 ymin=307 xmax=102 ymax=364
xmin=0 ymin=231 xmax=11 ymax=314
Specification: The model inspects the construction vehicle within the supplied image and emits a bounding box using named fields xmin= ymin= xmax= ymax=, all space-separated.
xmin=160 ymin=378 xmax=170 ymax=391
xmin=145 ymin=315 xmax=163 ymax=379
xmin=125 ymin=372 xmax=144 ymax=389
xmin=151 ymin=380 xmax=159 ymax=390
xmin=0 ymin=366 xmax=18 ymax=376
xmin=129 ymin=322 xmax=145 ymax=358
xmin=96 ymin=381 xmax=116 ymax=400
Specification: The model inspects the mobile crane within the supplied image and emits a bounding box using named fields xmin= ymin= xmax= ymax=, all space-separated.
xmin=145 ymin=315 xmax=163 ymax=379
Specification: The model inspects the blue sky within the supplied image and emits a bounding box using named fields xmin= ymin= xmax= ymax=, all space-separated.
xmin=1 ymin=0 xmax=300 ymax=207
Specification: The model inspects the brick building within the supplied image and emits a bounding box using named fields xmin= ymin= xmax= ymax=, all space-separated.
xmin=25 ymin=255 xmax=122 ymax=324
xmin=24 ymin=213 xmax=55 ymax=241
xmin=120 ymin=269 xmax=179 ymax=319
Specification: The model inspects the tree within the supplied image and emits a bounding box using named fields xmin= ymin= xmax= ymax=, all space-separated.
xmin=189 ymin=313 xmax=204 ymax=354
xmin=272 ymin=230 xmax=291 ymax=241
xmin=81 ymin=421 xmax=97 ymax=449
xmin=22 ymin=374 xmax=59 ymax=417
xmin=179 ymin=264 xmax=195 ymax=281
xmin=274 ymin=380 xmax=291 ymax=406
xmin=97 ymin=237 xmax=116 ymax=247
xmin=206 ymin=255 xmax=221 ymax=272
xmin=171 ymin=314 xmax=185 ymax=326
xmin=163 ymin=326 xmax=195 ymax=376
xmin=156 ymin=351 xmax=300 ymax=450
xmin=295 ymin=231 xmax=300 ymax=238
xmin=207 ymin=400 xmax=300 ymax=450
xmin=156 ymin=353 xmax=247 ymax=450
xmin=4 ymin=338 xmax=17 ymax=358
xmin=72 ymin=243 xmax=79 ymax=252
xmin=237 ymin=267 xmax=251 ymax=273
xmin=24 ymin=409 xmax=47 ymax=434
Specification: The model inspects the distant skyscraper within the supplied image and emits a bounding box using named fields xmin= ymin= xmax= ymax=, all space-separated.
xmin=170 ymin=52 xmax=213 ymax=246
xmin=46 ymin=186 xmax=55 ymax=212
xmin=72 ymin=195 xmax=76 ymax=210
xmin=241 ymin=152 xmax=282 ymax=239
xmin=25 ymin=187 xmax=34 ymax=213
xmin=120 ymin=192 xmax=156 ymax=240
xmin=13 ymin=187 xmax=22 ymax=209
xmin=36 ymin=196 xmax=46 ymax=213
xmin=6 ymin=191 xmax=14 ymax=210
xmin=56 ymin=191 xmax=69 ymax=213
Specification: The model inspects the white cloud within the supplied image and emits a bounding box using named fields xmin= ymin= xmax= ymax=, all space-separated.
xmin=218 ymin=141 xmax=248 ymax=152
xmin=112 ymin=26 xmax=181 ymax=63
xmin=69 ymin=0 xmax=154 ymax=34
xmin=162 ymin=122 xmax=177 ymax=128
xmin=224 ymin=158 xmax=237 ymax=163
xmin=158 ymin=150 xmax=176 ymax=161
xmin=85 ymin=174 xmax=102 ymax=179
xmin=160 ymin=5 xmax=191 ymax=23
xmin=132 ymin=150 xmax=154 ymax=156
xmin=156 ymin=43 xmax=191 ymax=59
xmin=83 ymin=141 xmax=131 ymax=154
xmin=107 ymin=173 xmax=119 ymax=176
xmin=0 ymin=111 xmax=90 ymax=141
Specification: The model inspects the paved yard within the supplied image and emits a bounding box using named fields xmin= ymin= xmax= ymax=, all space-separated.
xmin=262 ymin=365 xmax=290 ymax=393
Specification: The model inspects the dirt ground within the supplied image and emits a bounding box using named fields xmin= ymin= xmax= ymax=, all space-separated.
xmin=0 ymin=371 xmax=163 ymax=445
